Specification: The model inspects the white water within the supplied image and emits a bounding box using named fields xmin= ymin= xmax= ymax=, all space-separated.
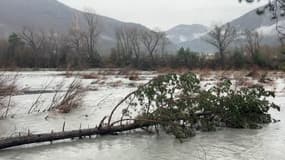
xmin=0 ymin=71 xmax=284 ymax=160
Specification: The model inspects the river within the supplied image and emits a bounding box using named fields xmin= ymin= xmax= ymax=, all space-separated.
xmin=0 ymin=71 xmax=284 ymax=160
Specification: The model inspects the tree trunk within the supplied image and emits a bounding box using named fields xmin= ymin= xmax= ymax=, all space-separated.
xmin=0 ymin=112 xmax=211 ymax=150
xmin=0 ymin=121 xmax=154 ymax=150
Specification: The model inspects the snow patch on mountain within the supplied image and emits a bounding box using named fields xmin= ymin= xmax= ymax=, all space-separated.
xmin=166 ymin=24 xmax=209 ymax=44
xmin=193 ymin=32 xmax=207 ymax=39
xmin=255 ymin=20 xmax=285 ymax=36
xmin=100 ymin=35 xmax=116 ymax=42
xmin=178 ymin=35 xmax=188 ymax=43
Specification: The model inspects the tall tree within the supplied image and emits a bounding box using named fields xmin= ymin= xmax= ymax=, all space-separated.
xmin=20 ymin=27 xmax=46 ymax=67
xmin=66 ymin=27 xmax=86 ymax=67
xmin=140 ymin=30 xmax=165 ymax=66
xmin=204 ymin=24 xmax=237 ymax=68
xmin=83 ymin=10 xmax=101 ymax=66
xmin=115 ymin=26 xmax=141 ymax=66
xmin=244 ymin=30 xmax=262 ymax=59
xmin=7 ymin=33 xmax=23 ymax=62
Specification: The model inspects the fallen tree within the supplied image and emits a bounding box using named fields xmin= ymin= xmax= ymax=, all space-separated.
xmin=0 ymin=112 xmax=212 ymax=150
xmin=0 ymin=72 xmax=280 ymax=150
xmin=0 ymin=120 xmax=154 ymax=150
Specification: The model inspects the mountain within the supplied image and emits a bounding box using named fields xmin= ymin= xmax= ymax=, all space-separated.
xmin=166 ymin=24 xmax=214 ymax=52
xmin=167 ymin=6 xmax=284 ymax=53
xmin=230 ymin=7 xmax=283 ymax=31
xmin=230 ymin=6 xmax=285 ymax=45
xmin=0 ymin=0 xmax=282 ymax=54
xmin=166 ymin=24 xmax=208 ymax=44
xmin=0 ymin=0 xmax=152 ymax=53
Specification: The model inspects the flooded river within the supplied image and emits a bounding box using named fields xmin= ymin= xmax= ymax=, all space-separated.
xmin=0 ymin=71 xmax=285 ymax=160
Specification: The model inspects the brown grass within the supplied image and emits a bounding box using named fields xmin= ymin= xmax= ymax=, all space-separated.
xmin=157 ymin=67 xmax=190 ymax=74
xmin=194 ymin=69 xmax=212 ymax=80
xmin=127 ymin=71 xmax=141 ymax=81
xmin=50 ymin=79 xmax=85 ymax=113
xmin=81 ymin=73 xmax=99 ymax=79
xmin=0 ymin=73 xmax=17 ymax=118
xmin=98 ymin=69 xmax=117 ymax=76
xmin=59 ymin=69 xmax=74 ymax=78
xmin=246 ymin=69 xmax=261 ymax=79
xmin=108 ymin=80 xmax=123 ymax=88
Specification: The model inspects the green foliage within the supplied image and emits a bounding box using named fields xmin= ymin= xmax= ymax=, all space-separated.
xmin=231 ymin=48 xmax=246 ymax=68
xmin=208 ymin=80 xmax=279 ymax=128
xmin=8 ymin=33 xmax=22 ymax=46
xmin=252 ymin=51 xmax=268 ymax=67
xmin=88 ymin=50 xmax=102 ymax=67
xmin=177 ymin=47 xmax=200 ymax=68
xmin=279 ymin=62 xmax=285 ymax=71
xmin=126 ymin=73 xmax=280 ymax=139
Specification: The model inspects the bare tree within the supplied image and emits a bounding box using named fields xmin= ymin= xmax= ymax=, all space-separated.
xmin=115 ymin=26 xmax=132 ymax=65
xmin=20 ymin=27 xmax=46 ymax=67
xmin=68 ymin=29 xmax=84 ymax=54
xmin=159 ymin=33 xmax=170 ymax=55
xmin=115 ymin=26 xmax=141 ymax=66
xmin=20 ymin=27 xmax=45 ymax=53
xmin=60 ymin=13 xmax=88 ymax=68
xmin=33 ymin=30 xmax=56 ymax=67
xmin=66 ymin=27 xmax=86 ymax=67
xmin=140 ymin=29 xmax=165 ymax=65
xmin=129 ymin=28 xmax=142 ymax=65
xmin=46 ymin=30 xmax=59 ymax=54
xmin=204 ymin=24 xmax=237 ymax=67
xmin=83 ymin=10 xmax=101 ymax=66
xmin=244 ymin=30 xmax=262 ymax=59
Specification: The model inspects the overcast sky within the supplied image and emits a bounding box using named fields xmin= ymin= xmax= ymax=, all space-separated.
xmin=58 ymin=0 xmax=267 ymax=30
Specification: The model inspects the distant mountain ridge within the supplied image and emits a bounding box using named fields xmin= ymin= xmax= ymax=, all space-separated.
xmin=0 ymin=0 xmax=152 ymax=53
xmin=166 ymin=24 xmax=208 ymax=43
xmin=166 ymin=6 xmax=284 ymax=52
xmin=0 ymin=0 xmax=283 ymax=54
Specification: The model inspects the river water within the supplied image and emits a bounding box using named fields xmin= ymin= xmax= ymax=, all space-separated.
xmin=0 ymin=71 xmax=285 ymax=160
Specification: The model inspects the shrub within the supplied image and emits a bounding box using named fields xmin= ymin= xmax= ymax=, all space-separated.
xmin=230 ymin=49 xmax=246 ymax=68
xmin=81 ymin=73 xmax=99 ymax=79
xmin=50 ymin=79 xmax=85 ymax=113
xmin=0 ymin=73 xmax=17 ymax=118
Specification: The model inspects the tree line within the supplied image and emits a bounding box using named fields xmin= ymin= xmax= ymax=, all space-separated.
xmin=0 ymin=12 xmax=284 ymax=70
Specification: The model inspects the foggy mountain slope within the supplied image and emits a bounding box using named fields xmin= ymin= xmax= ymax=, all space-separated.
xmin=0 ymin=0 xmax=282 ymax=54
xmin=229 ymin=6 xmax=285 ymax=31
xmin=0 ymin=0 xmax=155 ymax=53
xmin=167 ymin=6 xmax=283 ymax=52
xmin=166 ymin=24 xmax=208 ymax=44
xmin=0 ymin=0 xmax=75 ymax=35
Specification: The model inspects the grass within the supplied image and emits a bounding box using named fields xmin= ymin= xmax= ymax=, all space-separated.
xmin=0 ymin=73 xmax=17 ymax=118
xmin=49 ymin=79 xmax=85 ymax=113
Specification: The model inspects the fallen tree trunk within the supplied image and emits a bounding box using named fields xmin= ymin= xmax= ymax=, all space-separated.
xmin=0 ymin=112 xmax=212 ymax=150
xmin=0 ymin=121 xmax=155 ymax=150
